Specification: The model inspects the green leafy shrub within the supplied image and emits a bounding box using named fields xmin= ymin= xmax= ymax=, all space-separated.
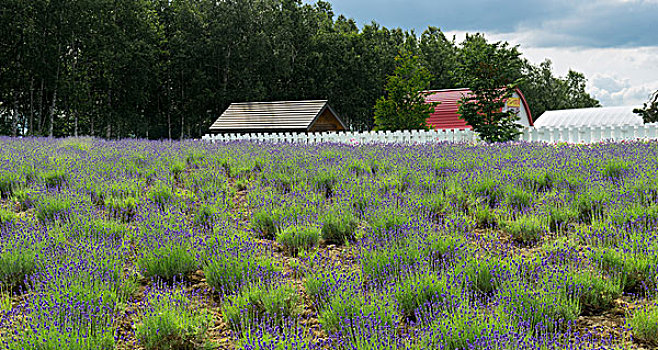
xmin=574 ymin=192 xmax=607 ymax=224
xmin=42 ymin=170 xmax=67 ymax=189
xmin=361 ymin=244 xmax=421 ymax=285
xmin=35 ymin=196 xmax=71 ymax=222
xmin=0 ymin=245 xmax=40 ymax=289
xmin=418 ymin=307 xmax=510 ymax=350
xmin=472 ymin=178 xmax=503 ymax=208
xmin=222 ymin=284 xmax=300 ymax=333
xmin=169 ymin=161 xmax=186 ymax=179
xmin=137 ymin=244 xmax=197 ymax=281
xmin=204 ymin=255 xmax=280 ymax=294
xmin=460 ymin=256 xmax=511 ymax=294
xmin=602 ymin=159 xmax=629 ymax=179
xmin=320 ymin=210 xmax=358 ymax=245
xmin=313 ymin=172 xmax=337 ymax=198
xmin=193 ymin=204 xmax=217 ymax=228
xmin=629 ymin=302 xmax=658 ymax=345
xmin=0 ymin=208 xmax=17 ymax=225
xmin=318 ymin=289 xmax=395 ymax=337
xmin=519 ymin=170 xmax=554 ymax=192
xmin=136 ymin=287 xmax=210 ymax=350
xmin=592 ymin=249 xmax=657 ymax=292
xmin=147 ymin=185 xmax=174 ymax=208
xmin=367 ymin=211 xmax=411 ymax=240
xmin=472 ymin=203 xmax=498 ymax=228
xmin=276 ymin=226 xmax=320 ymax=256
xmin=548 ymin=206 xmax=577 ymax=232
xmin=569 ymin=270 xmax=622 ymax=314
xmin=502 ymin=215 xmax=545 ymax=244
xmin=0 ymin=173 xmax=17 ymax=198
xmin=506 ymin=187 xmax=533 ymax=209
xmin=251 ymin=210 xmax=280 ymax=239
xmin=11 ymin=189 xmax=34 ymax=211
xmin=304 ymin=270 xmax=356 ymax=311
xmin=105 ymin=196 xmax=139 ymax=222
xmin=497 ymin=280 xmax=580 ymax=333
xmin=393 ymin=271 xmax=458 ymax=321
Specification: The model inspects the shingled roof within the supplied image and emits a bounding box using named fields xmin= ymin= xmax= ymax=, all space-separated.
xmin=209 ymin=100 xmax=347 ymax=133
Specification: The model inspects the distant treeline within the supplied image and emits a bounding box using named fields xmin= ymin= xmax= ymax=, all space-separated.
xmin=0 ymin=0 xmax=599 ymax=139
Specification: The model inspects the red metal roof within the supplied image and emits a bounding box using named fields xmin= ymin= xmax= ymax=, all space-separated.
xmin=423 ymin=88 xmax=534 ymax=130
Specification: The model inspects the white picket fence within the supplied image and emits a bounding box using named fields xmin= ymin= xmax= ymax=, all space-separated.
xmin=202 ymin=124 xmax=658 ymax=145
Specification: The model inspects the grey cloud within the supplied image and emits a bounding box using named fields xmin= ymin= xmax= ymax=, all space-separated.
xmin=314 ymin=0 xmax=658 ymax=48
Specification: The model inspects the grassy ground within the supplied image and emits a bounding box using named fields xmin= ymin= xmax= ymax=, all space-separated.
xmin=0 ymin=137 xmax=657 ymax=349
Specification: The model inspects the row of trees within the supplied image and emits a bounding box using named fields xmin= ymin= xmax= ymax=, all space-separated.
xmin=0 ymin=0 xmax=600 ymax=139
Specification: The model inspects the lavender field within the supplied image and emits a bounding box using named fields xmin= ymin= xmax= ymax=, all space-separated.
xmin=0 ymin=137 xmax=657 ymax=350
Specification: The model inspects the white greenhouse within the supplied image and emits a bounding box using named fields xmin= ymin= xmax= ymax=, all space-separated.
xmin=534 ymin=106 xmax=642 ymax=128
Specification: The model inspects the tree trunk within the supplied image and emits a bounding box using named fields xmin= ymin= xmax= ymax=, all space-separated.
xmin=48 ymin=63 xmax=60 ymax=137
xmin=48 ymin=88 xmax=57 ymax=137
xmin=89 ymin=90 xmax=94 ymax=136
xmin=29 ymin=77 xmax=34 ymax=136
xmin=73 ymin=110 xmax=78 ymax=137
xmin=38 ymin=78 xmax=45 ymax=135
xmin=11 ymin=90 xmax=19 ymax=137
xmin=106 ymin=89 xmax=112 ymax=139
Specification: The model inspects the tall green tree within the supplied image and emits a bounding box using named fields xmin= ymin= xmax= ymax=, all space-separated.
xmin=373 ymin=53 xmax=437 ymax=131
xmin=519 ymin=59 xmax=600 ymax=120
xmin=456 ymin=34 xmax=523 ymax=143
xmin=634 ymin=90 xmax=658 ymax=123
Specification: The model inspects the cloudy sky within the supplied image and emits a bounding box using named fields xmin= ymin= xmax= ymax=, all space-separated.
xmin=314 ymin=0 xmax=658 ymax=107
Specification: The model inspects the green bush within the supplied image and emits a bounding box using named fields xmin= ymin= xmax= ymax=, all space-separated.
xmin=137 ymin=244 xmax=197 ymax=281
xmin=251 ymin=210 xmax=280 ymax=239
xmin=472 ymin=203 xmax=498 ymax=228
xmin=276 ymin=226 xmax=320 ymax=256
xmin=0 ymin=208 xmax=17 ymax=225
xmin=630 ymin=302 xmax=658 ymax=345
xmin=42 ymin=170 xmax=67 ymax=188
xmin=519 ymin=170 xmax=554 ymax=192
xmin=548 ymin=206 xmax=577 ymax=232
xmin=592 ymin=249 xmax=657 ymax=292
xmin=320 ymin=210 xmax=358 ymax=245
xmin=318 ymin=289 xmax=395 ymax=337
xmin=304 ymin=270 xmax=356 ymax=311
xmin=418 ymin=307 xmax=509 ymax=350
xmin=222 ymin=284 xmax=300 ymax=333
xmin=0 ymin=173 xmax=18 ymax=198
xmin=0 ymin=246 xmax=40 ymax=289
xmin=361 ymin=244 xmax=420 ymax=285
xmin=105 ymin=196 xmax=139 ymax=222
xmin=602 ymin=159 xmax=629 ymax=179
xmin=569 ymin=270 xmax=622 ymax=313
xmin=393 ymin=271 xmax=458 ymax=321
xmin=11 ymin=189 xmax=34 ymax=211
xmin=367 ymin=211 xmax=411 ymax=241
xmin=204 ymin=254 xmax=280 ymax=294
xmin=460 ymin=256 xmax=511 ymax=294
xmin=136 ymin=288 xmax=210 ymax=350
xmin=35 ymin=196 xmax=71 ymax=223
xmin=502 ymin=215 xmax=545 ymax=245
xmin=506 ymin=187 xmax=533 ymax=209
xmin=147 ymin=185 xmax=174 ymax=208
xmin=497 ymin=280 xmax=580 ymax=333
xmin=193 ymin=204 xmax=217 ymax=228
xmin=169 ymin=161 xmax=186 ymax=179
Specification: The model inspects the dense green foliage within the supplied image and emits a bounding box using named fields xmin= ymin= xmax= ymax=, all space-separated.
xmin=0 ymin=0 xmax=598 ymax=138
xmin=634 ymin=90 xmax=658 ymax=123
xmin=373 ymin=53 xmax=438 ymax=130
xmin=456 ymin=34 xmax=523 ymax=142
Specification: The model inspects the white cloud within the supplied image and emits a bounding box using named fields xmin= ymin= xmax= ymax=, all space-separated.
xmin=444 ymin=31 xmax=658 ymax=107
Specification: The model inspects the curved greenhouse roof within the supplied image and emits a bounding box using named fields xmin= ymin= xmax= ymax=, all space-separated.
xmin=534 ymin=106 xmax=642 ymax=128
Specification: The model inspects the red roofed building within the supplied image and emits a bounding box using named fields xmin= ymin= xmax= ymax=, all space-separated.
xmin=423 ymin=88 xmax=534 ymax=130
